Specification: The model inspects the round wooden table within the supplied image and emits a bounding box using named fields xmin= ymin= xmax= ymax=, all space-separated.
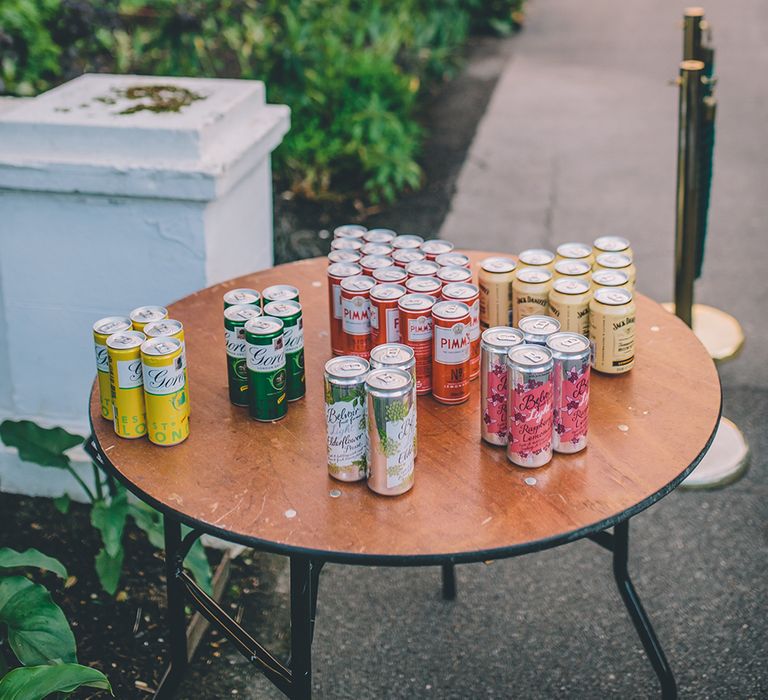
xmin=88 ymin=252 xmax=720 ymax=700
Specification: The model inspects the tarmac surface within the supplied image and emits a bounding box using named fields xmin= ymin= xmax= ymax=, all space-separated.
xmin=180 ymin=1 xmax=766 ymax=697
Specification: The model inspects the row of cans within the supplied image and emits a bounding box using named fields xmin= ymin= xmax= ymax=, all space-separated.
xmin=221 ymin=286 xmax=305 ymax=421
xmin=480 ymin=327 xmax=591 ymax=467
xmin=92 ymin=306 xmax=190 ymax=446
xmin=324 ymin=347 xmax=417 ymax=496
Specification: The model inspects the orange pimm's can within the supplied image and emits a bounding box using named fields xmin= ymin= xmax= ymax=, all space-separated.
xmin=431 ymin=301 xmax=471 ymax=405
xmin=360 ymin=254 xmax=394 ymax=277
xmin=328 ymin=262 xmax=362 ymax=355
xmin=442 ymin=282 xmax=481 ymax=380
xmin=370 ymin=283 xmax=406 ymax=346
xmin=340 ymin=275 xmax=376 ymax=358
xmin=398 ymin=293 xmax=436 ymax=395
xmin=392 ymin=249 xmax=426 ymax=268
xmin=405 ymin=276 xmax=442 ymax=297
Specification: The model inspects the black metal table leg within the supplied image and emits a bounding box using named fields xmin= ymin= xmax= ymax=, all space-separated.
xmin=441 ymin=564 xmax=457 ymax=600
xmin=290 ymin=556 xmax=316 ymax=700
xmin=613 ymin=520 xmax=678 ymax=699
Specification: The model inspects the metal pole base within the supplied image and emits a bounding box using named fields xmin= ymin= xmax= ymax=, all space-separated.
xmin=681 ymin=416 xmax=750 ymax=489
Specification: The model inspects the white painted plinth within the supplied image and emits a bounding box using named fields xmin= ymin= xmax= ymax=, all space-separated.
xmin=0 ymin=74 xmax=290 ymax=499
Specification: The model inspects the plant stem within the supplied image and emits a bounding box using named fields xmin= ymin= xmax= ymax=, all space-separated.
xmin=93 ymin=464 xmax=104 ymax=500
xmin=65 ymin=463 xmax=96 ymax=503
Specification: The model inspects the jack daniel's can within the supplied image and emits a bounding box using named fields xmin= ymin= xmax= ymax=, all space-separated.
xmin=324 ymin=356 xmax=369 ymax=482
xmin=547 ymin=332 xmax=590 ymax=454
xmin=263 ymin=300 xmax=305 ymax=401
xmin=141 ymin=337 xmax=189 ymax=446
xmin=224 ymin=305 xmax=263 ymax=406
xmin=589 ymin=287 xmax=636 ymax=374
xmin=245 ymin=317 xmax=287 ymax=421
xmin=548 ymin=279 xmax=591 ymax=336
xmin=93 ymin=316 xmax=132 ymax=420
xmin=365 ymin=369 xmax=416 ymax=496
xmin=512 ymin=268 xmax=552 ymax=327
xmin=480 ymin=327 xmax=524 ymax=445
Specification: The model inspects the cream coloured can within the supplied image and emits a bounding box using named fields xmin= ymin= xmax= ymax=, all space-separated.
xmin=517 ymin=248 xmax=556 ymax=272
xmin=553 ymin=259 xmax=592 ymax=283
xmin=548 ymin=279 xmax=591 ymax=336
xmin=593 ymin=235 xmax=633 ymax=260
xmin=478 ymin=257 xmax=517 ymax=329
xmin=556 ymin=242 xmax=594 ymax=266
xmin=589 ymin=287 xmax=636 ymax=374
xmin=595 ymin=252 xmax=636 ymax=287
xmin=512 ymin=268 xmax=552 ymax=327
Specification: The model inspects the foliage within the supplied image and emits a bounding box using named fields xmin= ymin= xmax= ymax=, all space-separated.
xmin=0 ymin=0 xmax=524 ymax=202
xmin=0 ymin=548 xmax=112 ymax=698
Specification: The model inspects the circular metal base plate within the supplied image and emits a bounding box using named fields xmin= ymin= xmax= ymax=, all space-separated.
xmin=681 ymin=417 xmax=750 ymax=489
xmin=662 ymin=303 xmax=745 ymax=362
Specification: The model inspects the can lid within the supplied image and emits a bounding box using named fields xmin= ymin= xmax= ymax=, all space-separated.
xmin=325 ymin=355 xmax=369 ymax=379
xmin=360 ymin=243 xmax=393 ymax=256
xmin=144 ymin=319 xmax=183 ymax=337
xmin=592 ymin=269 xmax=629 ymax=286
xmin=436 ymin=252 xmax=470 ymax=268
xmin=93 ymin=316 xmax=131 ymax=335
xmin=518 ymin=248 xmax=555 ymax=266
xmin=519 ymin=315 xmax=561 ymax=336
xmin=371 ymin=283 xmax=406 ymax=300
xmin=262 ymin=284 xmax=299 ymax=301
xmin=507 ymin=344 xmax=553 ymax=368
xmin=546 ymin=332 xmax=590 ymax=354
xmin=331 ymin=238 xmax=363 ymax=251
xmin=515 ymin=268 xmax=552 ymax=284
xmin=481 ymin=256 xmax=516 ymax=273
xmin=365 ymin=368 xmax=412 ymax=392
xmin=593 ymin=287 xmax=633 ymax=306
xmin=556 ymin=242 xmax=592 ymax=259
xmin=340 ymin=275 xmax=376 ymax=293
xmin=372 ymin=267 xmax=407 ymax=282
xmin=433 ymin=300 xmax=470 ymax=319
xmin=554 ymin=259 xmax=591 ymax=276
xmin=328 ymin=262 xmax=362 ymax=278
xmin=333 ymin=224 xmax=367 ymax=239
xmin=437 ymin=265 xmax=472 ymax=282
xmin=596 ymin=252 xmax=632 ymax=269
xmin=370 ymin=343 xmax=415 ymax=366
xmin=392 ymin=249 xmax=426 ymax=264
xmin=405 ymin=260 xmax=440 ymax=276
xmin=364 ymin=228 xmax=397 ymax=243
xmin=360 ymin=255 xmax=394 ymax=270
xmin=327 ymin=250 xmax=361 ymax=264
xmin=224 ymin=304 xmax=263 ymax=323
xmin=552 ymin=279 xmax=590 ymax=295
xmin=130 ymin=306 xmax=168 ymax=324
xmin=481 ymin=326 xmax=524 ymax=348
xmin=141 ymin=336 xmax=181 ymax=356
xmin=420 ymin=239 xmax=454 ymax=255
xmin=441 ymin=281 xmax=478 ymax=300
xmin=263 ymin=300 xmax=302 ymax=318
xmin=223 ymin=288 xmax=260 ymax=306
xmin=398 ymin=293 xmax=436 ymax=311
xmin=593 ymin=235 xmax=630 ymax=252
xmin=405 ymin=276 xmax=442 ymax=293
xmin=244 ymin=317 xmax=284 ymax=335
xmin=392 ymin=234 xmax=424 ymax=249
xmin=106 ymin=330 xmax=146 ymax=349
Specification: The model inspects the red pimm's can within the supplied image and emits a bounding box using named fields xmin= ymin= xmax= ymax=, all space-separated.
xmin=405 ymin=276 xmax=442 ymax=296
xmin=392 ymin=249 xmax=426 ymax=268
xmin=432 ymin=301 xmax=472 ymax=404
xmin=435 ymin=252 xmax=471 ymax=269
xmin=405 ymin=260 xmax=441 ymax=279
xmin=340 ymin=275 xmax=376 ymax=358
xmin=372 ymin=266 xmax=408 ymax=284
xmin=328 ymin=262 xmax=362 ymax=355
xmin=441 ymin=282 xmax=481 ymax=380
xmin=370 ymin=283 xmax=406 ymax=346
xmin=398 ymin=293 xmax=436 ymax=395
xmin=359 ymin=254 xmax=394 ymax=277
xmin=437 ymin=265 xmax=473 ymax=286
xmin=420 ymin=239 xmax=455 ymax=262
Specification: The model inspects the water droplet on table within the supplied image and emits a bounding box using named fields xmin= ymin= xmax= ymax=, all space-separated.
xmin=650 ymin=325 xmax=660 ymax=332
xmin=524 ymin=477 xmax=537 ymax=486
xmin=285 ymin=509 xmax=297 ymax=519
xmin=312 ymin=281 xmax=322 ymax=288
xmin=329 ymin=489 xmax=341 ymax=498
xmin=618 ymin=424 xmax=629 ymax=432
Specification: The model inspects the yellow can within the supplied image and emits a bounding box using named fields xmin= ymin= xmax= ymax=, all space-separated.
xmin=478 ymin=257 xmax=517 ymax=329
xmin=589 ymin=288 xmax=636 ymax=374
xmin=93 ymin=316 xmax=131 ymax=420
xmin=107 ymin=331 xmax=147 ymax=438
xmin=553 ymin=259 xmax=592 ymax=283
xmin=130 ymin=305 xmax=168 ymax=332
xmin=549 ymin=279 xmax=591 ymax=336
xmin=144 ymin=319 xmax=190 ymax=418
xmin=594 ymin=252 xmax=636 ymax=287
xmin=556 ymin=242 xmax=594 ymax=266
xmin=141 ymin=337 xmax=190 ymax=446
xmin=517 ymin=248 xmax=556 ymax=272
xmin=593 ymin=235 xmax=633 ymax=260
xmin=512 ymin=268 xmax=552 ymax=327
xmin=592 ymin=269 xmax=631 ymax=291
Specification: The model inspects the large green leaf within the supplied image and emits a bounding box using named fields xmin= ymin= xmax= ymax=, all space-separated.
xmin=0 ymin=576 xmax=77 ymax=665
xmin=94 ymin=548 xmax=124 ymax=596
xmin=0 ymin=421 xmax=83 ymax=469
xmin=0 ymin=549 xmax=67 ymax=579
xmin=128 ymin=502 xmax=165 ymax=550
xmin=91 ymin=492 xmax=128 ymax=558
xmin=0 ymin=662 xmax=112 ymax=698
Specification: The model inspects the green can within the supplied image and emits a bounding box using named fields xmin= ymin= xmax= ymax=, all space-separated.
xmin=263 ymin=300 xmax=305 ymax=401
xmin=224 ymin=304 xmax=263 ymax=406
xmin=224 ymin=288 xmax=261 ymax=309
xmin=262 ymin=284 xmax=300 ymax=305
xmin=245 ymin=317 xmax=288 ymax=421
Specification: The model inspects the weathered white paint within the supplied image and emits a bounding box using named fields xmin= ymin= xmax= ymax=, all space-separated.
xmin=0 ymin=75 xmax=289 ymax=498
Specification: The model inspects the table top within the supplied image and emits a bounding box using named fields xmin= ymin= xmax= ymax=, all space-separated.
xmin=90 ymin=252 xmax=721 ymax=565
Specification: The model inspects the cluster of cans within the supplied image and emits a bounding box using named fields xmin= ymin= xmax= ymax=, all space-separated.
xmin=479 ymin=236 xmax=637 ymax=375
xmin=327 ymin=225 xmax=478 ymax=405
xmin=324 ymin=344 xmax=417 ymax=496
xmin=481 ymin=325 xmax=591 ymax=468
xmin=223 ymin=285 xmax=305 ymax=421
xmin=92 ymin=307 xmax=190 ymax=446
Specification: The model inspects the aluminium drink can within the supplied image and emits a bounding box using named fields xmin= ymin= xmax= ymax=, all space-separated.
xmin=431 ymin=301 xmax=471 ymax=405
xmin=547 ymin=332 xmax=590 ymax=454
xmin=518 ymin=314 xmax=561 ymax=346
xmin=360 ymin=242 xmax=394 ymax=257
xmin=512 ymin=268 xmax=552 ymax=327
xmin=224 ymin=304 xmax=263 ymax=406
xmin=591 ymin=268 xmax=630 ymax=290
xmin=340 ymin=275 xmax=376 ymax=358
xmin=517 ymin=248 xmax=556 ymax=272
xmin=405 ymin=260 xmax=440 ymax=279
xmin=398 ymin=293 xmax=436 ymax=395
xmin=324 ymin=356 xmax=369 ymax=482
xmin=365 ymin=368 xmax=416 ymax=496
xmin=370 ymin=283 xmax=406 ymax=346
xmin=245 ymin=317 xmax=288 ymax=421
xmin=594 ymin=252 xmax=636 ymax=288
xmin=441 ymin=282 xmax=480 ymax=379
xmin=328 ymin=262 xmax=362 ymax=355
xmin=420 ymin=239 xmax=454 ymax=261
xmin=144 ymin=319 xmax=190 ymax=417
xmin=556 ymin=242 xmax=594 ymax=266
xmin=437 ymin=265 xmax=472 ymax=286
xmin=106 ymin=330 xmax=147 ymax=439
xmin=262 ymin=285 xmax=300 ymax=304
xmin=479 ymin=257 xmax=516 ymax=329
xmin=392 ymin=234 xmax=424 ymax=250
xmin=141 ymin=337 xmax=189 ymax=446
xmin=263 ymin=300 xmax=305 ymax=401
xmin=93 ymin=316 xmax=132 ymax=420
xmin=130 ymin=306 xmax=168 ymax=333
xmin=480 ymin=327 xmax=524 ymax=445
xmin=392 ymin=249 xmax=426 ymax=268
xmin=548 ymin=279 xmax=591 ymax=336
xmin=593 ymin=235 xmax=633 ymax=260
xmin=372 ymin=266 xmax=408 ymax=284
xmin=506 ymin=344 xmax=554 ymax=468
xmin=223 ymin=288 xmax=261 ymax=309
xmin=435 ymin=252 xmax=471 ymax=269
xmin=328 ymin=250 xmax=361 ymax=265
xmin=405 ymin=276 xmax=442 ymax=296
xmin=363 ymin=228 xmax=397 ymax=244
xmin=553 ymin=259 xmax=592 ymax=282
xmin=589 ymin=287 xmax=636 ymax=374
xmin=332 ymin=238 xmax=364 ymax=252
xmin=359 ymin=254 xmax=394 ymax=276
xmin=333 ymin=224 xmax=367 ymax=240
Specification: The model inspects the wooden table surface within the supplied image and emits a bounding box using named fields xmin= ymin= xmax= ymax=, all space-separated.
xmin=90 ymin=252 xmax=721 ymax=565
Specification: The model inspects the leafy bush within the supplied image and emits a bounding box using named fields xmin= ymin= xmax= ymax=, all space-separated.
xmin=0 ymin=0 xmax=523 ymax=202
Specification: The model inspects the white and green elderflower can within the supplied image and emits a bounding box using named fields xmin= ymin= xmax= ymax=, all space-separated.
xmin=324 ymin=356 xmax=369 ymax=482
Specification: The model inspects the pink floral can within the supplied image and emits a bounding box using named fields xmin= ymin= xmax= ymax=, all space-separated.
xmin=506 ymin=345 xmax=554 ymax=468
xmin=546 ymin=332 xmax=590 ymax=454
xmin=480 ymin=327 xmax=524 ymax=445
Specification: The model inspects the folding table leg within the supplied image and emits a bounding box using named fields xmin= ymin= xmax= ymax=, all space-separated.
xmin=290 ymin=555 xmax=316 ymax=699
xmin=441 ymin=563 xmax=457 ymax=600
